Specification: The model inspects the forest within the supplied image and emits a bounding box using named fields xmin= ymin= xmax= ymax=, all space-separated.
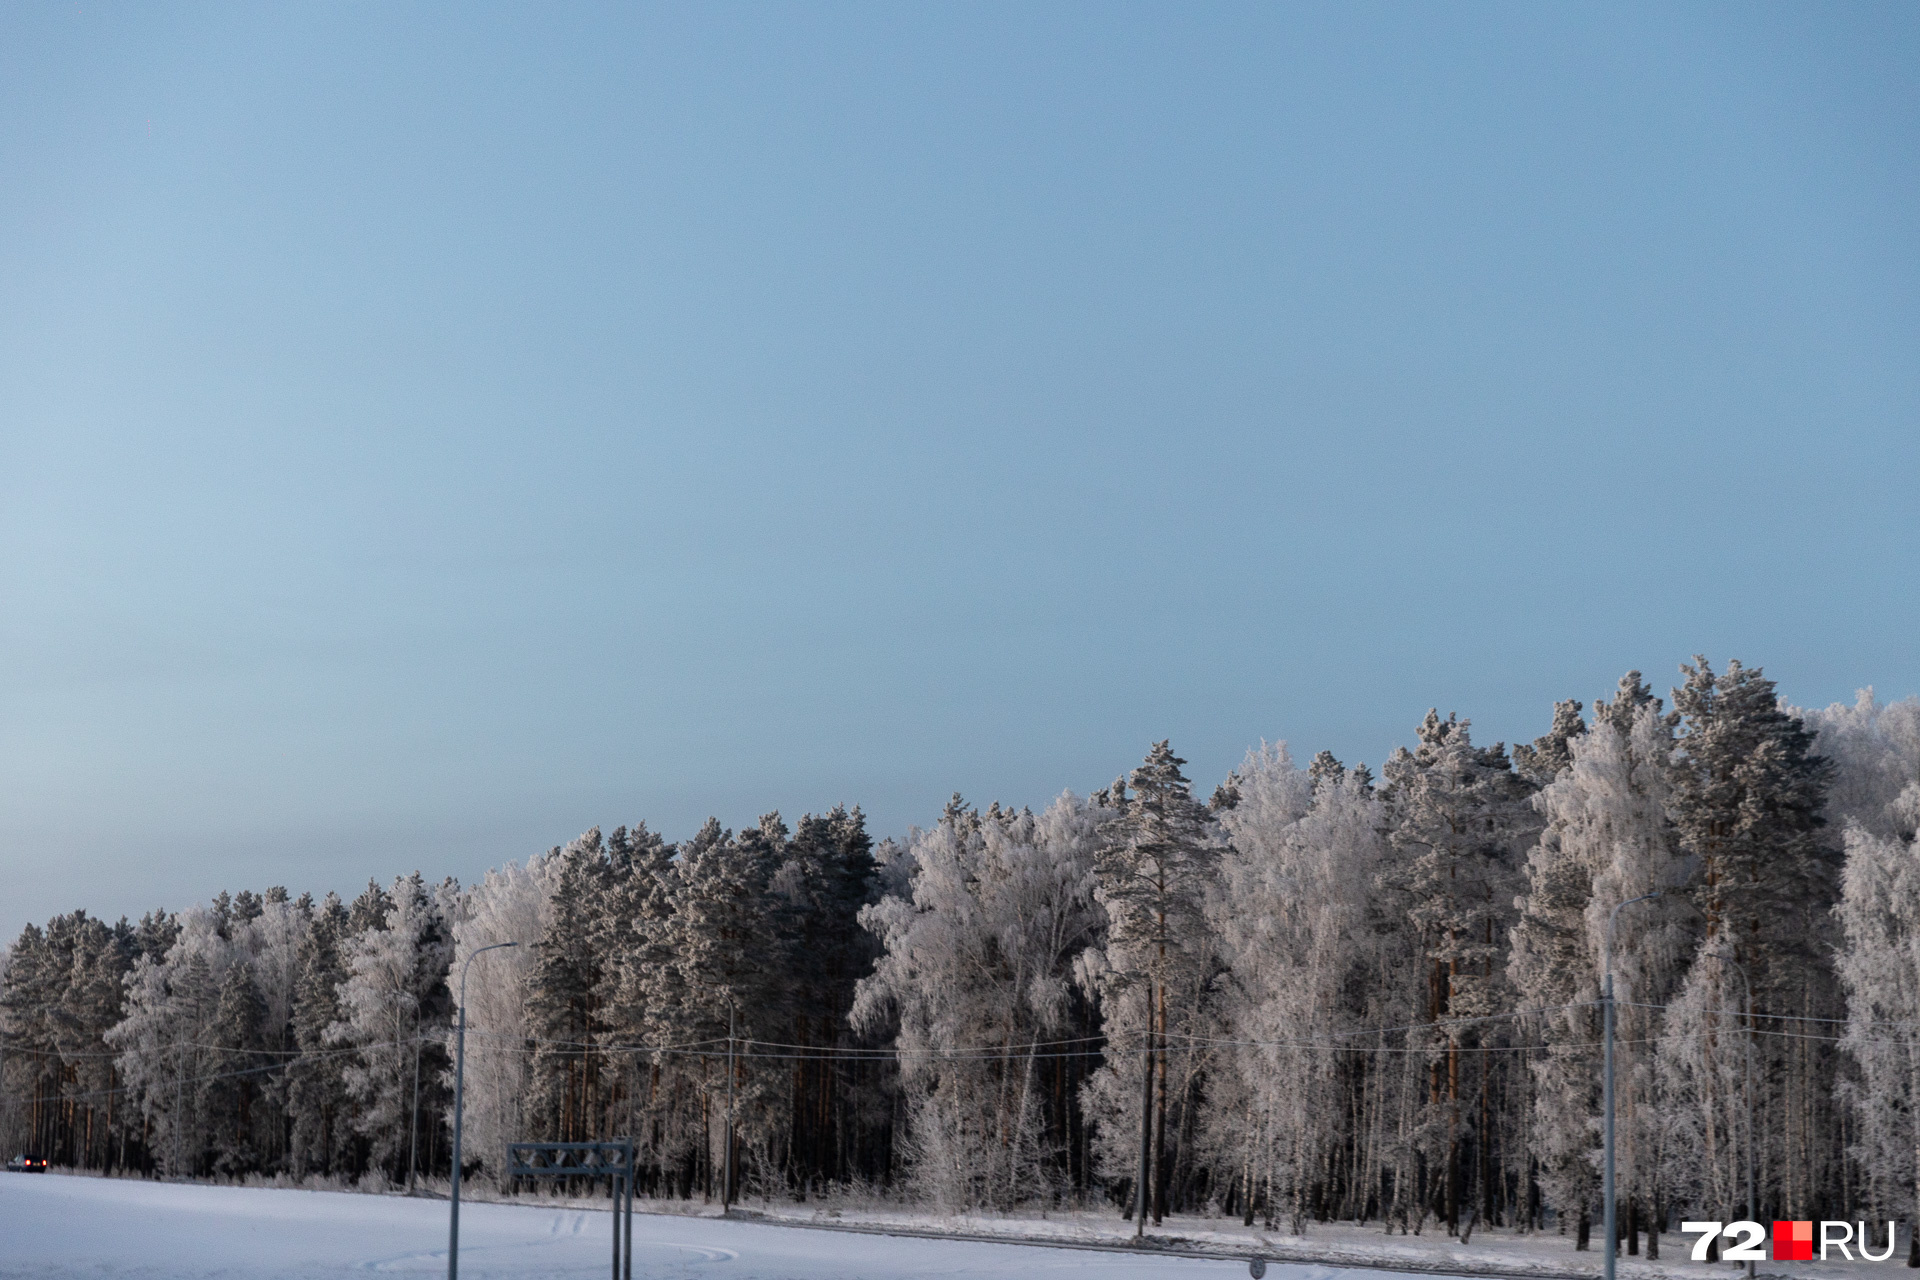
xmin=6 ymin=657 xmax=1920 ymax=1256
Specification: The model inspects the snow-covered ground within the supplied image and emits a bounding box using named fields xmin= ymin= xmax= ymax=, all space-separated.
xmin=0 ymin=1172 xmax=1268 ymax=1280
xmin=720 ymin=1201 xmax=1891 ymax=1280
xmin=0 ymin=1172 xmax=1892 ymax=1280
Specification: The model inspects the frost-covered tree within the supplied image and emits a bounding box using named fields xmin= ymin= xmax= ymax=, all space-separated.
xmin=771 ymin=808 xmax=874 ymax=1183
xmin=595 ymin=823 xmax=679 ymax=1186
xmin=1382 ymin=711 xmax=1537 ymax=1235
xmin=287 ymin=893 xmax=352 ymax=1176
xmin=225 ymin=890 xmax=306 ymax=1172
xmin=448 ymin=851 xmax=560 ymax=1184
xmin=1510 ymin=675 xmax=1689 ymax=1253
xmin=1207 ymin=744 xmax=1401 ymax=1231
xmin=53 ymin=916 xmax=140 ymax=1168
xmin=1513 ymin=699 xmax=1587 ymax=787
xmin=1 ymin=911 xmax=142 ymax=1170
xmin=1659 ymin=658 xmax=1838 ymax=1221
xmin=1835 ymin=781 xmax=1920 ymax=1255
xmin=1815 ymin=692 xmax=1920 ymax=1244
xmin=1083 ymin=741 xmax=1224 ymax=1224
xmin=526 ymin=829 xmax=616 ymax=1143
xmin=854 ymin=793 xmax=1104 ymax=1209
xmin=330 ymin=873 xmax=457 ymax=1181
xmin=1800 ymin=689 xmax=1920 ymax=840
xmin=644 ymin=816 xmax=791 ymax=1201
xmin=107 ymin=906 xmax=239 ymax=1176
xmin=204 ymin=962 xmax=267 ymax=1174
xmin=13 ymin=653 xmax=1905 ymax=1226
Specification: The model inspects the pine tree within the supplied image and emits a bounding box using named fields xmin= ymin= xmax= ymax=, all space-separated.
xmin=1086 ymin=741 xmax=1224 ymax=1225
xmin=288 ymin=894 xmax=351 ymax=1177
xmin=347 ymin=880 xmax=393 ymax=936
xmin=331 ymin=873 xmax=456 ymax=1181
xmin=596 ymin=822 xmax=677 ymax=1163
xmin=234 ymin=891 xmax=307 ymax=1172
xmin=205 ymin=963 xmax=267 ymax=1175
xmin=53 ymin=914 xmax=137 ymax=1170
xmin=1661 ymin=658 xmax=1839 ymax=1221
xmin=1382 ymin=711 xmax=1536 ymax=1235
xmin=1670 ymin=658 xmax=1834 ymax=954
xmin=1 ymin=922 xmax=66 ymax=1165
xmin=772 ymin=805 xmax=879 ymax=1188
xmin=527 ymin=829 xmax=615 ymax=1144
xmin=647 ymin=817 xmax=789 ymax=1202
xmin=1513 ymin=699 xmax=1587 ymax=786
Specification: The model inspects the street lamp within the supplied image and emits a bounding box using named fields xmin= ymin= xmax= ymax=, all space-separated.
xmin=448 ymin=940 xmax=519 ymax=1280
xmin=1604 ymin=892 xmax=1660 ymax=1280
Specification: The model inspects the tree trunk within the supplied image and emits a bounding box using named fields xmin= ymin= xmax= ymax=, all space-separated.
xmin=1152 ymin=998 xmax=1168 ymax=1225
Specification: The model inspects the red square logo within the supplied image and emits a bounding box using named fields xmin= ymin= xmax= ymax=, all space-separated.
xmin=1773 ymin=1221 xmax=1813 ymax=1262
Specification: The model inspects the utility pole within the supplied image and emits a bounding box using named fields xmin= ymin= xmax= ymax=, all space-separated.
xmin=1134 ymin=981 xmax=1154 ymax=1238
xmin=722 ymin=1004 xmax=735 ymax=1216
xmin=449 ymin=941 xmax=518 ymax=1280
xmin=1604 ymin=893 xmax=1660 ymax=1280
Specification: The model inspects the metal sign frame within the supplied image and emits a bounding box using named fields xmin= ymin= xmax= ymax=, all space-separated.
xmin=506 ymin=1140 xmax=635 ymax=1280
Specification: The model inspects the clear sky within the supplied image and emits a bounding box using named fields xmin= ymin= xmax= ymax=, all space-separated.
xmin=3 ymin=3 xmax=1916 ymax=940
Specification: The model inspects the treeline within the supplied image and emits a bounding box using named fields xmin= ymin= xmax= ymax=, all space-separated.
xmin=0 ymin=810 xmax=883 ymax=1199
xmin=4 ymin=658 xmax=1919 ymax=1252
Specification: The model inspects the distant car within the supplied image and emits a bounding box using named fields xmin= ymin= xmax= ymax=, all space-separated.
xmin=5 ymin=1154 xmax=47 ymax=1173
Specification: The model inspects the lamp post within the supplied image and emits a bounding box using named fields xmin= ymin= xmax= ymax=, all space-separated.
xmin=1705 ymin=950 xmax=1757 ymax=1280
xmin=1604 ymin=892 xmax=1660 ymax=1280
xmin=448 ymin=940 xmax=518 ymax=1280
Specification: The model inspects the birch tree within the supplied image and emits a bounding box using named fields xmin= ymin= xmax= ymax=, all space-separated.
xmin=106 ymin=906 xmax=238 ymax=1176
xmin=448 ymin=851 xmax=560 ymax=1184
xmin=1511 ymin=675 xmax=1688 ymax=1252
xmin=330 ymin=873 xmax=457 ymax=1181
xmin=854 ymin=793 xmax=1104 ymax=1209
xmin=1835 ymin=782 xmax=1920 ymax=1255
xmin=1208 ymin=744 xmax=1398 ymax=1230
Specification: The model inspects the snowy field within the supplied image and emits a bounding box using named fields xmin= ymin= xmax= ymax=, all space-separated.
xmin=1 ymin=1173 xmax=1890 ymax=1280
xmin=726 ymin=1203 xmax=1891 ymax=1280
xmin=0 ymin=1172 xmax=1269 ymax=1280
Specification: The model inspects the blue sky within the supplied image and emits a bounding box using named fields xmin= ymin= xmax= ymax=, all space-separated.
xmin=3 ymin=3 xmax=1916 ymax=938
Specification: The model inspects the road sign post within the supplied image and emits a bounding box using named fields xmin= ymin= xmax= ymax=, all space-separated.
xmin=506 ymin=1140 xmax=636 ymax=1280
